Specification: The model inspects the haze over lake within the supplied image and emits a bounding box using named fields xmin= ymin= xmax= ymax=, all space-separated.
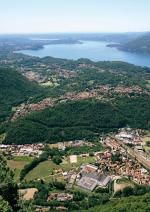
xmin=17 ymin=40 xmax=150 ymax=67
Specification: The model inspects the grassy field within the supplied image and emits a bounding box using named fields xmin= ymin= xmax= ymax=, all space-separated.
xmin=14 ymin=169 xmax=22 ymax=181
xmin=116 ymin=178 xmax=133 ymax=184
xmin=12 ymin=156 xmax=34 ymax=162
xmin=8 ymin=160 xmax=28 ymax=182
xmin=77 ymin=156 xmax=96 ymax=165
xmin=25 ymin=155 xmax=97 ymax=181
xmin=25 ymin=160 xmax=56 ymax=181
xmin=7 ymin=156 xmax=34 ymax=182
xmin=7 ymin=160 xmax=28 ymax=169
xmin=43 ymin=173 xmax=64 ymax=183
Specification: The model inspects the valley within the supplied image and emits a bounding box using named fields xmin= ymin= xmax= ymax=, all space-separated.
xmin=0 ymin=34 xmax=150 ymax=212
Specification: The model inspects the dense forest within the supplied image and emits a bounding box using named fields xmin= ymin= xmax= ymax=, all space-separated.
xmin=86 ymin=193 xmax=150 ymax=212
xmin=0 ymin=67 xmax=44 ymax=122
xmin=4 ymin=94 xmax=150 ymax=145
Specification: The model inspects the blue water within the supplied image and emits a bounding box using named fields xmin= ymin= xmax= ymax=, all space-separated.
xmin=17 ymin=40 xmax=150 ymax=67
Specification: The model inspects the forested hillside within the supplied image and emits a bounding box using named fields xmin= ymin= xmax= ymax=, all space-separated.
xmin=4 ymin=95 xmax=150 ymax=145
xmin=1 ymin=59 xmax=150 ymax=145
xmin=0 ymin=68 xmax=43 ymax=122
xmin=120 ymin=32 xmax=150 ymax=54
xmin=86 ymin=193 xmax=150 ymax=212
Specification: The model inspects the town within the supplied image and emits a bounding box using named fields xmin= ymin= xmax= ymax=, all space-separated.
xmin=3 ymin=127 xmax=148 ymax=211
xmin=1 ymin=128 xmax=150 ymax=192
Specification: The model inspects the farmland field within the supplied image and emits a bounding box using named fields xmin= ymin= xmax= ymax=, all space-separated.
xmin=7 ymin=156 xmax=34 ymax=181
xmin=25 ymin=156 xmax=97 ymax=181
xmin=12 ymin=156 xmax=34 ymax=162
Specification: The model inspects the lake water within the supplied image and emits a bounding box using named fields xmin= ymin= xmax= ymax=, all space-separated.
xmin=17 ymin=40 xmax=150 ymax=67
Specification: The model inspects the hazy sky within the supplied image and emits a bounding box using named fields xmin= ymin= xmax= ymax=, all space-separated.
xmin=0 ymin=0 xmax=150 ymax=33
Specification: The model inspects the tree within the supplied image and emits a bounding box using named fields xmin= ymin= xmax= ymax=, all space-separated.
xmin=52 ymin=155 xmax=62 ymax=165
xmin=0 ymin=154 xmax=19 ymax=211
xmin=0 ymin=154 xmax=34 ymax=211
xmin=0 ymin=196 xmax=12 ymax=212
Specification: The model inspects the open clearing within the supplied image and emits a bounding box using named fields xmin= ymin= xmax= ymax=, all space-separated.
xmin=7 ymin=156 xmax=33 ymax=170
xmin=25 ymin=156 xmax=96 ymax=181
xmin=114 ymin=178 xmax=134 ymax=193
xmin=19 ymin=188 xmax=38 ymax=200
xmin=12 ymin=156 xmax=34 ymax=162
xmin=7 ymin=156 xmax=33 ymax=181
xmin=8 ymin=160 xmax=28 ymax=182
xmin=7 ymin=160 xmax=28 ymax=169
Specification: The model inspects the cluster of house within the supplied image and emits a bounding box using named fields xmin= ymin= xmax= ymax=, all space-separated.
xmin=115 ymin=128 xmax=142 ymax=146
xmin=59 ymin=91 xmax=98 ymax=102
xmin=47 ymin=193 xmax=73 ymax=202
xmin=0 ymin=143 xmax=45 ymax=157
xmin=114 ymin=86 xmax=143 ymax=94
xmin=22 ymin=70 xmax=49 ymax=83
xmin=59 ymin=87 xmax=109 ymax=103
xmin=12 ymin=97 xmax=54 ymax=121
xmin=114 ymin=86 xmax=150 ymax=96
xmin=115 ymin=128 xmax=150 ymax=169
xmin=101 ymin=136 xmax=150 ymax=185
xmin=59 ymin=84 xmax=149 ymax=104
xmin=47 ymin=129 xmax=150 ymax=192
xmin=54 ymin=140 xmax=94 ymax=151
xmin=69 ymin=140 xmax=94 ymax=148
xmin=78 ymin=63 xmax=106 ymax=73
xmin=64 ymin=171 xmax=77 ymax=189
xmin=78 ymin=63 xmax=97 ymax=69
xmin=55 ymin=68 xmax=76 ymax=79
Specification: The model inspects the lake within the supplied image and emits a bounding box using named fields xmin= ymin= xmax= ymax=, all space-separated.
xmin=17 ymin=40 xmax=150 ymax=67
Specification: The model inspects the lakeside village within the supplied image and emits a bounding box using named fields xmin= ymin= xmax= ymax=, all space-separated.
xmin=1 ymin=128 xmax=150 ymax=191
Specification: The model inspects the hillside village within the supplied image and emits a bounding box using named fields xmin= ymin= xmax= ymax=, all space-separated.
xmin=2 ymin=127 xmax=148 ymax=211
xmin=1 ymin=128 xmax=150 ymax=192
xmin=62 ymin=129 xmax=150 ymax=193
xmin=11 ymin=83 xmax=150 ymax=121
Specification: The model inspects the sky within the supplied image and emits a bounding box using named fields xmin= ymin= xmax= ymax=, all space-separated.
xmin=0 ymin=0 xmax=150 ymax=34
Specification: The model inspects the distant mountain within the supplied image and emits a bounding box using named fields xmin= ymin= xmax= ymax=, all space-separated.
xmin=120 ymin=32 xmax=150 ymax=54
xmin=27 ymin=32 xmax=143 ymax=44
xmin=0 ymin=67 xmax=43 ymax=122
